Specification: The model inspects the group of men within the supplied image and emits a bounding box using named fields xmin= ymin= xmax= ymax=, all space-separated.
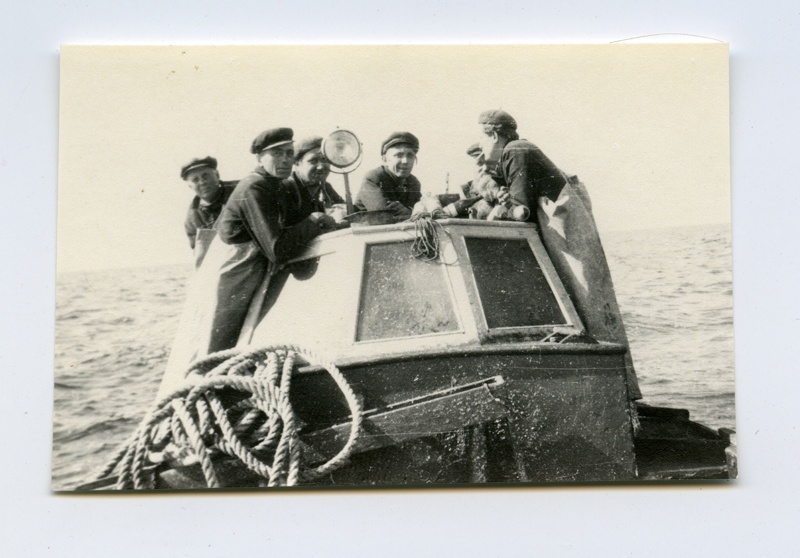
xmin=159 ymin=110 xmax=646 ymax=403
xmin=181 ymin=135 xmax=344 ymax=251
xmin=166 ymin=110 xmax=569 ymax=379
xmin=180 ymin=109 xmax=568 ymax=253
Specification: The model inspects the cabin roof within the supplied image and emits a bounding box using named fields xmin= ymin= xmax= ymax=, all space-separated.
xmin=241 ymin=218 xmax=606 ymax=363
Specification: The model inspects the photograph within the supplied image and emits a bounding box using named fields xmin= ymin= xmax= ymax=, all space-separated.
xmin=53 ymin=43 xmax=734 ymax=491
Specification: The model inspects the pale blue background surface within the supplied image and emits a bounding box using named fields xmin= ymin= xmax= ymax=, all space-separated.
xmin=1 ymin=2 xmax=798 ymax=556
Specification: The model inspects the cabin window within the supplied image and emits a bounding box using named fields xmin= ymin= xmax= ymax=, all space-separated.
xmin=357 ymin=242 xmax=459 ymax=341
xmin=464 ymin=237 xmax=567 ymax=328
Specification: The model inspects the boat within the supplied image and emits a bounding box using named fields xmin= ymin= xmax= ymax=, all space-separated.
xmin=83 ymin=192 xmax=735 ymax=489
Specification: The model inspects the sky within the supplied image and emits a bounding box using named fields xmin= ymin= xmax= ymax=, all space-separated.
xmin=57 ymin=44 xmax=730 ymax=272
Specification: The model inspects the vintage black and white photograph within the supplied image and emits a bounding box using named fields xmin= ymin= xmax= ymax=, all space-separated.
xmin=53 ymin=44 xmax=734 ymax=491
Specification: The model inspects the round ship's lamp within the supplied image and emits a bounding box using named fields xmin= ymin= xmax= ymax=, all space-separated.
xmin=322 ymin=129 xmax=363 ymax=215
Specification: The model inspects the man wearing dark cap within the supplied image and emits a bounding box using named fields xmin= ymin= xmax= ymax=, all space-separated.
xmin=159 ymin=128 xmax=338 ymax=396
xmin=216 ymin=128 xmax=336 ymax=264
xmin=459 ymin=143 xmax=488 ymax=199
xmin=354 ymin=131 xmax=422 ymax=220
xmin=180 ymin=156 xmax=237 ymax=249
xmin=475 ymin=109 xmax=642 ymax=400
xmin=284 ymin=136 xmax=345 ymax=213
xmin=476 ymin=109 xmax=567 ymax=221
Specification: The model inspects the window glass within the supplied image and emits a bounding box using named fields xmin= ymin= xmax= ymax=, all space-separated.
xmin=357 ymin=242 xmax=459 ymax=341
xmin=465 ymin=237 xmax=567 ymax=328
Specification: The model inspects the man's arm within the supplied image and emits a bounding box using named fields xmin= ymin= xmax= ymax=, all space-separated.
xmin=406 ymin=176 xmax=422 ymax=208
xmin=501 ymin=142 xmax=566 ymax=215
xmin=240 ymin=185 xmax=322 ymax=264
xmin=504 ymin=142 xmax=566 ymax=208
xmin=184 ymin=213 xmax=198 ymax=250
xmin=355 ymin=173 xmax=389 ymax=211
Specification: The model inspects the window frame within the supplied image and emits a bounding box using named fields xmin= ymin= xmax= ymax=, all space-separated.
xmin=352 ymin=237 xmax=467 ymax=345
xmin=451 ymin=225 xmax=585 ymax=341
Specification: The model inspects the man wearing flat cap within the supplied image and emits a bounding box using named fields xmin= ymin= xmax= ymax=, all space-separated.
xmin=475 ymin=109 xmax=642 ymax=400
xmin=354 ymin=131 xmax=422 ymax=220
xmin=158 ymin=128 xmax=338 ymax=396
xmin=459 ymin=143 xmax=488 ymax=199
xmin=180 ymin=156 xmax=237 ymax=249
xmin=476 ymin=109 xmax=566 ymax=221
xmin=284 ymin=136 xmax=345 ymax=213
xmin=217 ymin=127 xmax=336 ymax=264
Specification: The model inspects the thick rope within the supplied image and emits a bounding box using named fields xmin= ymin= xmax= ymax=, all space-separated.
xmin=96 ymin=344 xmax=362 ymax=489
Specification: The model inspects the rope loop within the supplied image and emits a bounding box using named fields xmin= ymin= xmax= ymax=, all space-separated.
xmin=409 ymin=210 xmax=446 ymax=261
xmin=96 ymin=344 xmax=362 ymax=489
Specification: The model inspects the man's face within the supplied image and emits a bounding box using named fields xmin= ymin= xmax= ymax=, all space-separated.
xmin=382 ymin=145 xmax=417 ymax=178
xmin=259 ymin=144 xmax=295 ymax=179
xmin=185 ymin=167 xmax=221 ymax=203
xmin=294 ymin=147 xmax=331 ymax=186
xmin=470 ymin=151 xmax=487 ymax=178
xmin=478 ymin=128 xmax=503 ymax=166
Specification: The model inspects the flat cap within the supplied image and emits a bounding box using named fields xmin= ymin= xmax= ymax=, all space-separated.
xmin=466 ymin=143 xmax=482 ymax=157
xmin=180 ymin=156 xmax=217 ymax=179
xmin=251 ymin=127 xmax=294 ymax=154
xmin=381 ymin=131 xmax=419 ymax=155
xmin=294 ymin=136 xmax=323 ymax=161
xmin=478 ymin=109 xmax=517 ymax=131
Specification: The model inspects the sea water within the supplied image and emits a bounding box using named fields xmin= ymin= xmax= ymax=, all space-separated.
xmin=51 ymin=223 xmax=734 ymax=490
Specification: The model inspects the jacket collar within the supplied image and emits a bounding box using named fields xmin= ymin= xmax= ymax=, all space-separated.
xmin=191 ymin=185 xmax=226 ymax=209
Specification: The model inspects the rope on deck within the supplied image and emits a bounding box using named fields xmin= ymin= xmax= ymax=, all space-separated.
xmin=410 ymin=210 xmax=445 ymax=261
xmin=95 ymin=344 xmax=362 ymax=489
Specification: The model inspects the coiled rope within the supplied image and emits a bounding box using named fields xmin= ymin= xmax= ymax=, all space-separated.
xmin=410 ymin=210 xmax=446 ymax=261
xmin=95 ymin=344 xmax=362 ymax=489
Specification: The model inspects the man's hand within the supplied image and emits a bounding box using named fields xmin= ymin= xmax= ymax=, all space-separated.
xmin=385 ymin=200 xmax=411 ymax=217
xmin=497 ymin=186 xmax=511 ymax=206
xmin=309 ymin=212 xmax=338 ymax=232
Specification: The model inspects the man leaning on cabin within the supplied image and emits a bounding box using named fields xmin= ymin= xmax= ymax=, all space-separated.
xmin=181 ymin=156 xmax=237 ymax=249
xmin=157 ymin=128 xmax=339 ymax=399
xmin=354 ymin=131 xmax=422 ymax=220
xmin=476 ymin=109 xmax=642 ymax=399
xmin=284 ymin=136 xmax=345 ymax=213
xmin=476 ymin=110 xmax=566 ymax=222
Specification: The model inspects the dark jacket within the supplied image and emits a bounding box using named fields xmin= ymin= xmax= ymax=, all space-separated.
xmin=354 ymin=166 xmax=422 ymax=215
xmin=216 ymin=167 xmax=321 ymax=265
xmin=184 ymin=181 xmax=236 ymax=249
xmin=284 ymin=172 xmax=344 ymax=213
xmin=493 ymin=139 xmax=566 ymax=221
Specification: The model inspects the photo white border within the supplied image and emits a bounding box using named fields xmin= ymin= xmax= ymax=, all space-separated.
xmin=2 ymin=1 xmax=798 ymax=555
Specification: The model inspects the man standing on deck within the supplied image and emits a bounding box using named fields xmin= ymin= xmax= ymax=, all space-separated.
xmin=354 ymin=131 xmax=422 ymax=221
xmin=283 ymin=136 xmax=345 ymax=213
xmin=180 ymin=156 xmax=237 ymax=249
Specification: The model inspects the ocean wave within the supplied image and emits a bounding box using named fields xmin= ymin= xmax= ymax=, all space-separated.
xmin=52 ymin=228 xmax=735 ymax=484
xmin=53 ymin=415 xmax=136 ymax=444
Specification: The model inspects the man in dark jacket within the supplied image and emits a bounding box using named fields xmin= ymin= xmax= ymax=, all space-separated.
xmin=216 ymin=128 xmax=336 ymax=266
xmin=181 ymin=156 xmax=237 ymax=249
xmin=475 ymin=109 xmax=641 ymax=399
xmin=354 ymin=131 xmax=422 ymax=220
xmin=158 ymin=128 xmax=337 ymax=397
xmin=284 ymin=136 xmax=345 ymax=213
xmin=476 ymin=110 xmax=566 ymax=222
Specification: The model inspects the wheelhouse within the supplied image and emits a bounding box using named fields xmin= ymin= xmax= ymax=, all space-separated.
xmin=238 ymin=219 xmax=591 ymax=362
